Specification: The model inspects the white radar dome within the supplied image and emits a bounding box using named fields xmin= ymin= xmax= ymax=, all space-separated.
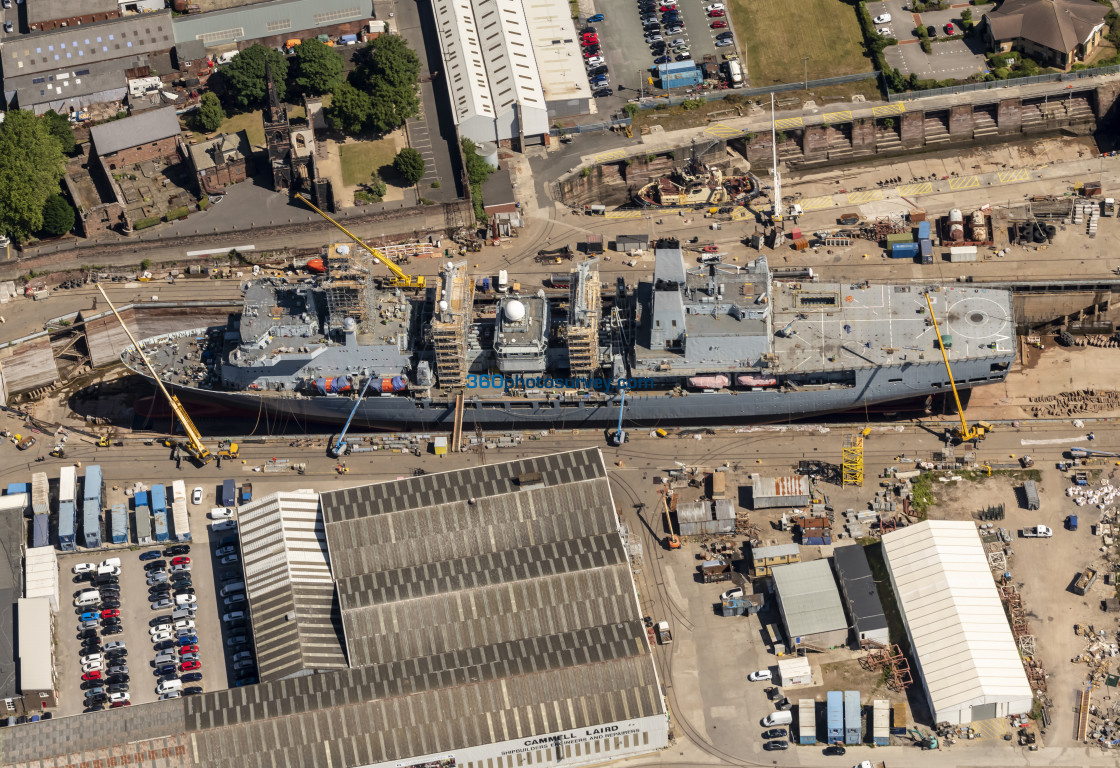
xmin=342 ymin=317 xmax=357 ymax=331
xmin=439 ymin=300 xmax=449 ymax=312
xmin=334 ymin=244 xmax=351 ymax=255
xmin=504 ymin=299 xmax=526 ymax=322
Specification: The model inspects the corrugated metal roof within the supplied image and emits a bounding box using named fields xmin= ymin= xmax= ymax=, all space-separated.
xmin=5 ymin=11 xmax=173 ymax=76
xmin=881 ymin=521 xmax=1033 ymax=722
xmin=752 ymin=474 xmax=810 ymax=500
xmin=832 ymin=544 xmax=887 ymax=633
xmin=752 ymin=542 xmax=801 ymax=560
xmin=172 ymin=0 xmax=369 ymax=47
xmin=16 ymin=598 xmax=52 ymax=692
xmin=238 ymin=491 xmax=347 ymax=682
xmin=771 ymin=559 xmax=847 ymax=639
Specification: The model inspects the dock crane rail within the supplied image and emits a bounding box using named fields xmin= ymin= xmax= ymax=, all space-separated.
xmin=295 ymin=193 xmax=425 ymax=290
xmin=95 ymin=283 xmax=213 ymax=464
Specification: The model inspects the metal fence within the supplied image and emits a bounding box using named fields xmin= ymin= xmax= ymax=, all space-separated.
xmin=887 ymin=65 xmax=1120 ymax=102
xmin=642 ymin=70 xmax=880 ymax=109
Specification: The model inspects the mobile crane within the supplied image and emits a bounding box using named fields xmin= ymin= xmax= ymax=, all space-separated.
xmin=328 ymin=374 xmax=377 ymax=458
xmin=294 ymin=193 xmax=426 ymax=290
xmin=924 ymin=292 xmax=993 ymax=445
xmin=95 ymin=284 xmax=213 ymax=465
xmin=661 ymin=491 xmax=681 ymax=550
xmin=607 ymin=386 xmax=628 ymax=446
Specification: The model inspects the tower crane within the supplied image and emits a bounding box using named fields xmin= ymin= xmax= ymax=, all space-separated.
xmin=95 ymin=284 xmax=213 ymax=465
xmin=294 ymin=193 xmax=426 ymax=290
xmin=924 ymin=292 xmax=993 ymax=445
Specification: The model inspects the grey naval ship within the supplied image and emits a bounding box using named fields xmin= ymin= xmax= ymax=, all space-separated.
xmin=121 ymin=239 xmax=1015 ymax=431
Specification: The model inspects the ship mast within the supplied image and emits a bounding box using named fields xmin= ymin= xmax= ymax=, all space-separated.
xmin=770 ymin=94 xmax=782 ymax=222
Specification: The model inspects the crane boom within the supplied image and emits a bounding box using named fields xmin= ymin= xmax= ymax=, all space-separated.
xmin=294 ymin=193 xmax=425 ymax=290
xmin=925 ymin=292 xmax=980 ymax=443
xmin=328 ymin=374 xmax=377 ymax=458
xmin=95 ymin=284 xmax=212 ymax=464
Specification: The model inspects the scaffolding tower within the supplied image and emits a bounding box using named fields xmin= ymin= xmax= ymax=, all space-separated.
xmin=431 ymin=262 xmax=473 ymax=388
xmin=567 ymin=261 xmax=601 ymax=379
xmin=842 ymin=434 xmax=864 ymax=487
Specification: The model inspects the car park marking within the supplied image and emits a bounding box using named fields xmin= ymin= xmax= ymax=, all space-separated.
xmin=774 ymin=117 xmax=803 ymax=130
xmin=822 ymin=110 xmax=852 ymax=125
xmin=871 ymin=103 xmax=906 ymax=117
xmin=798 ymin=196 xmax=835 ymax=211
xmin=948 ymin=175 xmax=979 ymax=190
xmin=704 ymin=123 xmax=742 ymax=138
xmin=606 ymin=210 xmax=644 ymax=219
xmin=594 ymin=149 xmax=628 ymax=163
xmin=896 ymin=182 xmax=932 ymax=196
xmin=997 ymin=169 xmax=1029 ymax=184
xmin=846 ymin=190 xmax=884 ymax=205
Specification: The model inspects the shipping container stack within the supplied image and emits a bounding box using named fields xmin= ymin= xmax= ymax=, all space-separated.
xmin=826 ymin=691 xmax=843 ymax=744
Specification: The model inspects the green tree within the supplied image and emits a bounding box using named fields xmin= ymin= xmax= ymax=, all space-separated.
xmin=369 ymin=173 xmax=387 ymax=198
xmin=393 ymin=147 xmax=426 ymax=185
xmin=39 ymin=194 xmax=75 ymax=237
xmin=0 ymin=110 xmax=67 ymax=241
xmin=197 ymin=92 xmax=226 ymax=132
xmin=326 ymin=82 xmax=374 ymax=134
xmin=461 ymin=138 xmax=494 ymax=186
xmin=41 ymin=110 xmax=77 ymax=155
xmin=293 ymin=38 xmax=345 ymax=94
xmin=220 ymin=43 xmax=288 ymax=111
xmin=351 ymin=35 xmax=421 ymax=134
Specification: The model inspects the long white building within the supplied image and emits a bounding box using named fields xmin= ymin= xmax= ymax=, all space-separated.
xmin=432 ymin=0 xmax=588 ymax=144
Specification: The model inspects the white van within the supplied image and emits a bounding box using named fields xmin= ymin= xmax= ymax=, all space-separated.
xmin=220 ymin=582 xmax=245 ymax=597
xmin=155 ymin=679 xmax=183 ymax=695
xmin=762 ymin=711 xmax=793 ymax=727
xmin=172 ymin=606 xmax=196 ymax=621
xmin=97 ymin=564 xmax=120 ymax=578
xmin=74 ymin=590 xmax=101 ymax=607
xmin=99 ymin=558 xmax=121 ymax=569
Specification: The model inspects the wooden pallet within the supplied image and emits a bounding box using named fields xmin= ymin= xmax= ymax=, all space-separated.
xmin=1077 ymin=688 xmax=1091 ymax=741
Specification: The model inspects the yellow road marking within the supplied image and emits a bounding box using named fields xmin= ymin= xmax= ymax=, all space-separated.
xmin=896 ymin=182 xmax=933 ymax=196
xmin=606 ymin=210 xmax=643 ymax=219
xmin=799 ymin=196 xmax=835 ymax=211
xmin=822 ymin=110 xmax=853 ymax=125
xmin=705 ymin=123 xmax=742 ymax=137
xmin=775 ymin=117 xmax=803 ymax=130
xmin=871 ymin=103 xmax=906 ymax=117
xmin=594 ymin=149 xmax=628 ymax=163
xmin=997 ymin=169 xmax=1030 ymax=184
xmin=846 ymin=190 xmax=884 ymax=205
xmin=948 ymin=175 xmax=980 ymax=190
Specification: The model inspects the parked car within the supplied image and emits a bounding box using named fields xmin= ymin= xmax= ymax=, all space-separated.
xmin=154 ymin=664 xmax=177 ymax=677
xmin=179 ymin=644 xmax=199 ymax=655
xmin=181 ymin=661 xmax=201 ymax=672
xmin=191 ymin=487 xmax=203 ymax=505
xmin=151 ymin=631 xmax=172 ymax=643
xmin=72 ymin=563 xmax=96 ymax=575
xmin=749 ymin=670 xmax=773 ymax=682
xmin=144 ymin=560 xmax=167 ymax=572
xmin=82 ymin=671 xmax=102 ymax=682
xmin=159 ymin=691 xmax=182 ymax=700
xmin=763 ymin=741 xmax=788 ymax=751
xmin=715 ymin=39 xmax=734 ymax=47
xmin=823 ymin=744 xmax=846 ymax=756
xmin=107 ymin=664 xmax=129 ymax=676
xmin=219 ymin=554 xmax=240 ymax=565
xmin=104 ymin=641 xmax=126 ymax=652
xmin=232 ymin=659 xmax=256 ymax=672
xmin=182 ymin=673 xmax=203 ymax=683
xmin=177 ymin=634 xmax=199 ymax=645
xmin=101 ymin=599 xmax=121 ymax=610
xmin=587 ymin=13 xmax=604 ymax=21
xmin=945 ymin=21 xmax=955 ymax=33
xmin=170 ymin=564 xmax=191 ymax=575
xmin=139 ymin=550 xmax=161 ymax=561
xmin=873 ymin=13 xmax=891 ymax=23
xmin=147 ymin=575 xmax=169 ymax=586
xmin=711 ymin=19 xmax=727 ymax=27
xmin=761 ymin=729 xmax=786 ymax=739
xmin=164 ymin=546 xmax=190 ymax=557
xmin=708 ymin=8 xmax=724 ymax=15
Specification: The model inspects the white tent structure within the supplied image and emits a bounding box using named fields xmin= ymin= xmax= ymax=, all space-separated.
xmin=881 ymin=520 xmax=1034 ymax=725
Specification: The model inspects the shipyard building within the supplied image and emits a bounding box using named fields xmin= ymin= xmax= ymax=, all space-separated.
xmin=0 ymin=449 xmax=668 ymax=768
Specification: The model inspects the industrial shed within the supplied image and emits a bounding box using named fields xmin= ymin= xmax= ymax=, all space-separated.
xmin=676 ymin=499 xmax=735 ymax=535
xmin=881 ymin=521 xmax=1034 ymax=724
xmin=24 ymin=547 xmax=59 ymax=613
xmin=771 ymin=559 xmax=848 ymax=650
xmin=777 ymin=656 xmax=812 ymax=687
xmin=832 ymin=544 xmax=889 ymax=647
xmin=751 ymin=473 xmax=810 ymax=509
xmin=236 ymin=490 xmax=347 ymax=682
xmin=17 ymin=597 xmax=56 ymax=710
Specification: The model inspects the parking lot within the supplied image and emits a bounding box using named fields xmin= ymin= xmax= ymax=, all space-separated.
xmin=56 ymin=508 xmax=253 ymax=716
xmin=866 ymin=0 xmax=991 ymax=81
xmin=581 ymin=0 xmax=736 ymax=98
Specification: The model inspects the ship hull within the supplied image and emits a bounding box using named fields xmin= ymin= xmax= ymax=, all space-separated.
xmin=133 ymin=354 xmax=1008 ymax=432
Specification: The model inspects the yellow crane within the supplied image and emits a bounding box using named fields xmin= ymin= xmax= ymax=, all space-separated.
xmin=661 ymin=491 xmax=681 ymax=550
xmin=95 ymin=284 xmax=213 ymax=465
xmin=294 ymin=193 xmax=426 ymax=290
xmin=924 ymin=292 xmax=992 ymax=445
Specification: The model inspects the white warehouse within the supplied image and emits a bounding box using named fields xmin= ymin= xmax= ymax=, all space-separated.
xmin=881 ymin=520 xmax=1035 ymax=725
xmin=432 ymin=0 xmax=589 ymax=144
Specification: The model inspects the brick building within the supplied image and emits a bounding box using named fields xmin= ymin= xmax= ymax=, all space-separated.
xmin=90 ymin=107 xmax=183 ymax=168
xmin=188 ymin=131 xmax=251 ymax=195
xmin=27 ymin=0 xmax=121 ymax=32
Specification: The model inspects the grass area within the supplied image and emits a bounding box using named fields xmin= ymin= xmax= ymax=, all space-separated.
xmin=729 ymin=0 xmax=871 ymax=87
xmin=339 ymin=138 xmax=399 ymax=187
xmin=217 ymin=110 xmax=265 ymax=148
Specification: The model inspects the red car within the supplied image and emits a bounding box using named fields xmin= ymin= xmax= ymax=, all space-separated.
xmin=945 ymin=21 xmax=955 ymax=34
xmin=582 ymin=35 xmax=599 ymax=45
xmin=711 ymin=19 xmax=727 ymax=27
xmin=178 ymin=644 xmax=199 ymax=655
xmin=181 ymin=661 xmax=201 ymax=672
xmin=708 ymin=8 xmax=724 ymax=16
xmin=110 ymin=701 xmax=131 ymax=708
xmin=82 ymin=671 xmax=102 ymax=682
xmin=583 ymin=49 xmax=600 ymax=58
xmin=659 ymin=4 xmax=677 ymax=10
xmin=100 ymin=609 xmax=119 ymax=619
xmin=171 ymin=556 xmax=190 ymax=566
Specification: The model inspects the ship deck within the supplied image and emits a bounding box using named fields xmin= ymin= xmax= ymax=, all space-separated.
xmin=769 ymin=282 xmax=1013 ymax=373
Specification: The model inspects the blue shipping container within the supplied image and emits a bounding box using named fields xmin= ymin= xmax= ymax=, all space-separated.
xmin=917 ymin=221 xmax=931 ymax=239
xmin=919 ymin=238 xmax=932 ymax=256
xmin=6 ymin=483 xmax=29 ymax=495
xmin=150 ymin=484 xmax=167 ymax=515
xmin=844 ymin=690 xmax=862 ymax=745
xmin=59 ymin=501 xmax=76 ymax=551
xmin=84 ymin=465 xmax=102 ymax=503
xmin=826 ymin=691 xmax=844 ymax=743
xmin=83 ymin=497 xmax=102 ymax=548
xmin=803 ymin=535 xmax=832 ymax=546
xmin=153 ymin=509 xmax=170 ymax=542
xmin=31 ymin=514 xmax=49 ymax=548
xmin=111 ymin=503 xmax=128 ymax=544
xmin=135 ymin=489 xmax=148 ymax=509
xmin=222 ymin=479 xmax=236 ymax=507
xmin=890 ymin=243 xmax=920 ymax=259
